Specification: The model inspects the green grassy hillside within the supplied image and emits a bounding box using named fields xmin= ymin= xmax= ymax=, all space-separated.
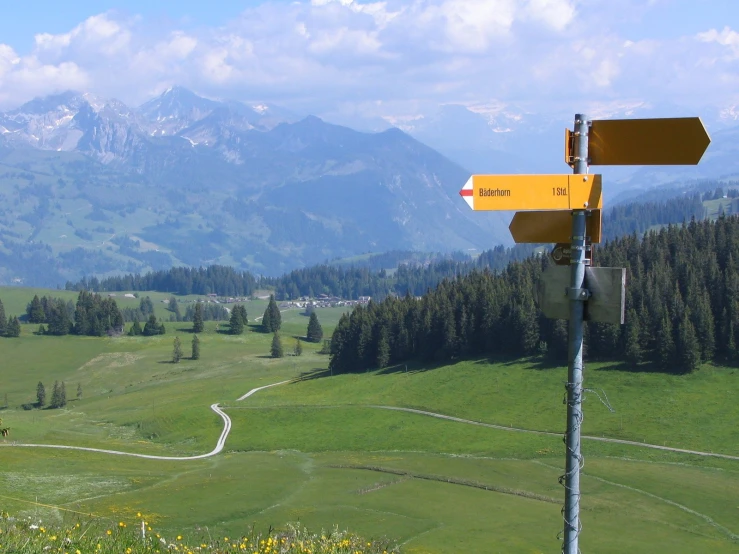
xmin=0 ymin=288 xmax=737 ymax=553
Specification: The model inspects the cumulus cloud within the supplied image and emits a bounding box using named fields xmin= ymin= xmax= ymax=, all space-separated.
xmin=0 ymin=0 xmax=735 ymax=121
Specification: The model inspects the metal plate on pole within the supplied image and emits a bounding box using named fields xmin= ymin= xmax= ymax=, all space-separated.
xmin=536 ymin=266 xmax=626 ymax=324
xmin=509 ymin=209 xmax=602 ymax=244
xmin=551 ymin=243 xmax=571 ymax=265
xmin=459 ymin=174 xmax=602 ymax=211
xmin=588 ymin=117 xmax=710 ymax=165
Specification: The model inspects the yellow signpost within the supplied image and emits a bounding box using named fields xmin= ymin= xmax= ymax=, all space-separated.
xmin=459 ymin=174 xmax=602 ymax=211
xmin=508 ymin=209 xmax=602 ymax=244
xmin=566 ymin=117 xmax=711 ymax=166
xmin=462 ymin=113 xmax=711 ymax=554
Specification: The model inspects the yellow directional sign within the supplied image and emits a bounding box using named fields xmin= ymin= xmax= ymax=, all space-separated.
xmin=459 ymin=174 xmax=602 ymax=211
xmin=509 ymin=209 xmax=602 ymax=244
xmin=580 ymin=117 xmax=710 ymax=166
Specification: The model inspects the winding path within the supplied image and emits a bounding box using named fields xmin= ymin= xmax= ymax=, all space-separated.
xmin=2 ymin=380 xmax=738 ymax=462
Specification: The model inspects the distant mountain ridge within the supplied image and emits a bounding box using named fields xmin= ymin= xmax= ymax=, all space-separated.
xmin=0 ymin=87 xmax=509 ymax=286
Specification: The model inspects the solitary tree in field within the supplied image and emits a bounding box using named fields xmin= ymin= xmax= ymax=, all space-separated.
xmin=306 ymin=312 xmax=323 ymax=343
xmin=192 ymin=334 xmax=200 ymax=360
xmin=229 ymin=308 xmax=244 ymax=335
xmin=262 ymin=295 xmax=281 ymax=332
xmin=271 ymin=332 xmax=284 ymax=358
xmin=36 ymin=381 xmax=46 ymax=408
xmin=192 ymin=302 xmax=204 ymax=333
xmin=294 ymin=338 xmax=303 ymax=357
xmin=173 ymin=336 xmax=183 ymax=363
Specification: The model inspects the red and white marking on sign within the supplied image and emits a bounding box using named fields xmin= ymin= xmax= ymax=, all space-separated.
xmin=459 ymin=176 xmax=474 ymax=209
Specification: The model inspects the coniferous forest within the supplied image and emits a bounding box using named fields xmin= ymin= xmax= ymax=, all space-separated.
xmin=329 ymin=216 xmax=739 ymax=375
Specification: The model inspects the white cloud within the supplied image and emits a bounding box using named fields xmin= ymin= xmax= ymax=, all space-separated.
xmin=0 ymin=1 xmax=735 ymax=121
xmin=697 ymin=26 xmax=739 ymax=58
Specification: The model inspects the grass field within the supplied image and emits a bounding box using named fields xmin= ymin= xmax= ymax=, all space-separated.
xmin=0 ymin=288 xmax=738 ymax=553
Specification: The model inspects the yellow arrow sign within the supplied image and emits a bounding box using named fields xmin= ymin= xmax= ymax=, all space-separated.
xmin=580 ymin=117 xmax=710 ymax=166
xmin=509 ymin=209 xmax=602 ymax=244
xmin=459 ymin=174 xmax=602 ymax=211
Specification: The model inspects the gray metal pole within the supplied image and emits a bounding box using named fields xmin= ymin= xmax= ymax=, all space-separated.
xmin=562 ymin=114 xmax=589 ymax=554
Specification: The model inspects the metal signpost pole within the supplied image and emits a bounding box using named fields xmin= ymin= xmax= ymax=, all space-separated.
xmin=562 ymin=114 xmax=589 ymax=553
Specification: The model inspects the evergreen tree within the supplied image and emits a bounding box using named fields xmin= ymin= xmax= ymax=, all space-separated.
xmin=167 ymin=296 xmax=182 ymax=321
xmin=28 ymin=295 xmax=45 ymax=323
xmin=193 ymin=302 xmax=204 ymax=333
xmin=59 ymin=382 xmax=67 ymax=407
xmin=143 ymin=314 xmax=160 ymax=336
xmin=172 ymin=336 xmax=183 ymax=363
xmin=46 ymin=299 xmax=71 ymax=336
xmin=306 ymin=312 xmax=323 ymax=343
xmin=192 ymin=334 xmax=200 ymax=360
xmin=657 ymin=314 xmax=676 ymax=371
xmin=37 ymin=324 xmax=46 ymax=335
xmin=76 ymin=383 xmax=82 ymax=400
xmin=0 ymin=300 xmax=5 ymax=335
xmin=128 ymin=319 xmax=143 ymax=336
xmin=229 ymin=308 xmax=244 ymax=335
xmin=678 ymin=312 xmax=701 ymax=373
xmin=624 ymin=309 xmax=642 ymax=368
xmin=50 ymin=381 xmax=61 ymax=409
xmin=36 ymin=381 xmax=46 ymax=408
xmin=271 ymin=332 xmax=284 ymax=358
xmin=376 ymin=326 xmax=390 ymax=368
xmin=294 ymin=338 xmax=303 ymax=356
xmin=6 ymin=316 xmax=21 ymax=338
xmin=263 ymin=295 xmax=281 ymax=332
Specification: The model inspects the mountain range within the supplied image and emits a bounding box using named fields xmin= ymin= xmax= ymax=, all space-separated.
xmin=0 ymin=87 xmax=509 ymax=285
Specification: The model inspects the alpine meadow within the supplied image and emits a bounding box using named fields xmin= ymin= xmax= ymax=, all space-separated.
xmin=1 ymin=2 xmax=739 ymax=553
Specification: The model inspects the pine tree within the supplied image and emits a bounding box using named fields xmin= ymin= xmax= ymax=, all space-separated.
xmin=376 ymin=326 xmax=390 ymax=368
xmin=678 ymin=312 xmax=701 ymax=373
xmin=143 ymin=314 xmax=160 ymax=336
xmin=263 ymin=295 xmax=281 ymax=332
xmin=50 ymin=381 xmax=61 ymax=409
xmin=59 ymin=382 xmax=67 ymax=407
xmin=193 ymin=302 xmax=204 ymax=333
xmin=28 ymin=295 xmax=45 ymax=323
xmin=6 ymin=316 xmax=21 ymax=338
xmin=271 ymin=332 xmax=284 ymax=358
xmin=36 ymin=381 xmax=46 ymax=408
xmin=229 ymin=308 xmax=244 ymax=335
xmin=168 ymin=296 xmax=182 ymax=321
xmin=306 ymin=312 xmax=323 ymax=343
xmin=0 ymin=300 xmax=5 ymax=335
xmin=172 ymin=336 xmax=183 ymax=363
xmin=657 ymin=313 xmax=676 ymax=371
xmin=294 ymin=338 xmax=303 ymax=356
xmin=192 ymin=334 xmax=200 ymax=360
xmin=128 ymin=319 xmax=143 ymax=336
xmin=624 ymin=309 xmax=642 ymax=368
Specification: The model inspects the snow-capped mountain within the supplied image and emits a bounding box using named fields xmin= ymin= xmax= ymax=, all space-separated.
xmin=0 ymin=87 xmax=298 ymax=165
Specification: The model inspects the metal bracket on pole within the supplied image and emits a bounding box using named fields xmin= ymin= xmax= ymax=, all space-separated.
xmin=567 ymin=288 xmax=591 ymax=301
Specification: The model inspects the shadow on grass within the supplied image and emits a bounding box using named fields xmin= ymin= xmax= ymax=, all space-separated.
xmin=295 ymin=368 xmax=331 ymax=381
xmin=175 ymin=327 xmax=195 ymax=334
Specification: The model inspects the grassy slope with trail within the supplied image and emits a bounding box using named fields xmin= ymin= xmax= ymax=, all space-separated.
xmin=0 ymin=288 xmax=737 ymax=553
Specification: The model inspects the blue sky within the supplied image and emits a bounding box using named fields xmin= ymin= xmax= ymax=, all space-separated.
xmin=0 ymin=0 xmax=737 ymax=123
